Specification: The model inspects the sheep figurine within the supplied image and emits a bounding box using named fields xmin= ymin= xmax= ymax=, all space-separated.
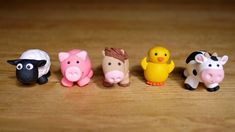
xmin=7 ymin=49 xmax=51 ymax=85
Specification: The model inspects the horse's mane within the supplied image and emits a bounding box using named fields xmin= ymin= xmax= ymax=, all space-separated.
xmin=104 ymin=48 xmax=128 ymax=62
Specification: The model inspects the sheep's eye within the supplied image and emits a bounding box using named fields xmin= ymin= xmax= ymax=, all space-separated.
xmin=16 ymin=63 xmax=23 ymax=70
xmin=217 ymin=64 xmax=219 ymax=67
xmin=154 ymin=53 xmax=158 ymax=56
xmin=67 ymin=61 xmax=70 ymax=64
xmin=108 ymin=62 xmax=111 ymax=65
xmin=76 ymin=61 xmax=79 ymax=64
xmin=118 ymin=62 xmax=121 ymax=66
xmin=208 ymin=64 xmax=212 ymax=67
xmin=165 ymin=53 xmax=167 ymax=56
xmin=26 ymin=64 xmax=33 ymax=70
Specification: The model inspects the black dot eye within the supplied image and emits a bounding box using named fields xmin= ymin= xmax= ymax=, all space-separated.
xmin=217 ymin=64 xmax=219 ymax=67
xmin=108 ymin=62 xmax=111 ymax=65
xmin=208 ymin=64 xmax=212 ymax=67
xmin=154 ymin=53 xmax=158 ymax=56
xmin=165 ymin=54 xmax=167 ymax=56
xmin=118 ymin=62 xmax=121 ymax=66
xmin=76 ymin=61 xmax=79 ymax=64
xmin=67 ymin=61 xmax=70 ymax=64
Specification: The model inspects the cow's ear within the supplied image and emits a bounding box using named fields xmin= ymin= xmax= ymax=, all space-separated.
xmin=35 ymin=60 xmax=47 ymax=67
xmin=102 ymin=50 xmax=105 ymax=57
xmin=76 ymin=51 xmax=87 ymax=60
xmin=195 ymin=54 xmax=207 ymax=63
xmin=7 ymin=59 xmax=21 ymax=65
xmin=220 ymin=55 xmax=228 ymax=65
xmin=59 ymin=52 xmax=69 ymax=62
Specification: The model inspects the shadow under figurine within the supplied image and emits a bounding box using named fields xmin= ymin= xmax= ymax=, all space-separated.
xmin=58 ymin=49 xmax=93 ymax=87
xmin=102 ymin=48 xmax=130 ymax=87
xmin=183 ymin=51 xmax=228 ymax=92
xmin=7 ymin=49 xmax=51 ymax=85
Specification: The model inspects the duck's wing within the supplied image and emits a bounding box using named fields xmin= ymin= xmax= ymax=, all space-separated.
xmin=168 ymin=60 xmax=175 ymax=73
xmin=141 ymin=57 xmax=148 ymax=70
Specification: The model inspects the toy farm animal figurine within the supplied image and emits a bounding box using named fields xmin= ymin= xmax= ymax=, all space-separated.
xmin=102 ymin=48 xmax=130 ymax=87
xmin=183 ymin=51 xmax=228 ymax=92
xmin=58 ymin=49 xmax=93 ymax=87
xmin=141 ymin=46 xmax=175 ymax=86
xmin=7 ymin=49 xmax=51 ymax=85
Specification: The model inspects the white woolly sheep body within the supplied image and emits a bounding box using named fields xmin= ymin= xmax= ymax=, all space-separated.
xmin=20 ymin=49 xmax=51 ymax=78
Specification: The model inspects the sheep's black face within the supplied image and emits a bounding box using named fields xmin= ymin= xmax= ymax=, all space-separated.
xmin=7 ymin=59 xmax=46 ymax=84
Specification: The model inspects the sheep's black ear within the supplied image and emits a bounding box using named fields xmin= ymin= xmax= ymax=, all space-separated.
xmin=7 ymin=59 xmax=21 ymax=65
xmin=35 ymin=60 xmax=47 ymax=67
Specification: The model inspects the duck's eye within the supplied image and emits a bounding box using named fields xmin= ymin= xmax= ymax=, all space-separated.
xmin=118 ymin=62 xmax=121 ymax=66
xmin=67 ymin=61 xmax=70 ymax=64
xmin=165 ymin=53 xmax=167 ymax=56
xmin=26 ymin=64 xmax=33 ymax=70
xmin=208 ymin=64 xmax=212 ymax=67
xmin=217 ymin=64 xmax=219 ymax=67
xmin=76 ymin=61 xmax=79 ymax=64
xmin=154 ymin=53 xmax=158 ymax=56
xmin=16 ymin=63 xmax=23 ymax=70
xmin=108 ymin=62 xmax=111 ymax=65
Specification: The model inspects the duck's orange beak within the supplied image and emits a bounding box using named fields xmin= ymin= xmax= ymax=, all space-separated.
xmin=157 ymin=57 xmax=164 ymax=62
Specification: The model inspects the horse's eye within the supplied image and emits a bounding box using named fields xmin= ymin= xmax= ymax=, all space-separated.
xmin=76 ymin=61 xmax=79 ymax=64
xmin=26 ymin=64 xmax=34 ymax=70
xmin=208 ymin=64 xmax=212 ymax=67
xmin=108 ymin=62 xmax=111 ymax=65
xmin=118 ymin=62 xmax=121 ymax=66
xmin=16 ymin=63 xmax=23 ymax=70
xmin=67 ymin=61 xmax=70 ymax=64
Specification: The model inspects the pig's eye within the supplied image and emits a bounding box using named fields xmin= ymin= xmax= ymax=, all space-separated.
xmin=118 ymin=62 xmax=121 ymax=66
xmin=76 ymin=61 xmax=79 ymax=64
xmin=108 ymin=62 xmax=111 ymax=65
xmin=67 ymin=61 xmax=70 ymax=64
xmin=217 ymin=64 xmax=220 ymax=67
xmin=208 ymin=64 xmax=212 ymax=67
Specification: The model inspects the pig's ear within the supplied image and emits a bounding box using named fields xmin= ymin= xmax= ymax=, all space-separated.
xmin=76 ymin=51 xmax=87 ymax=60
xmin=102 ymin=50 xmax=105 ymax=57
xmin=58 ymin=52 xmax=69 ymax=62
xmin=195 ymin=54 xmax=207 ymax=64
xmin=220 ymin=55 xmax=228 ymax=65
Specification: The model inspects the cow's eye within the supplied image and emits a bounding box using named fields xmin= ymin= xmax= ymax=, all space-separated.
xmin=26 ymin=64 xmax=34 ymax=70
xmin=16 ymin=63 xmax=23 ymax=70
xmin=208 ymin=64 xmax=212 ymax=67
xmin=67 ymin=61 xmax=70 ymax=64
xmin=118 ymin=62 xmax=122 ymax=66
xmin=217 ymin=64 xmax=220 ymax=67
xmin=108 ymin=62 xmax=111 ymax=65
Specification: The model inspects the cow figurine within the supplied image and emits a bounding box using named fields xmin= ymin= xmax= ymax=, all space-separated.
xmin=183 ymin=51 xmax=228 ymax=92
xmin=7 ymin=49 xmax=51 ymax=85
xmin=58 ymin=49 xmax=93 ymax=87
xmin=102 ymin=48 xmax=130 ymax=87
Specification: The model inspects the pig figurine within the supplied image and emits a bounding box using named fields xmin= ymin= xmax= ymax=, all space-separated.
xmin=102 ymin=48 xmax=130 ymax=87
xmin=183 ymin=51 xmax=228 ymax=92
xmin=58 ymin=49 xmax=93 ymax=87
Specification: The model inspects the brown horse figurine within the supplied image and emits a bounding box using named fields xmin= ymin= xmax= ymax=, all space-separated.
xmin=102 ymin=48 xmax=130 ymax=87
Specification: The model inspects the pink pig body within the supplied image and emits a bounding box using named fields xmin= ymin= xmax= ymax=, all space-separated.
xmin=59 ymin=49 xmax=93 ymax=87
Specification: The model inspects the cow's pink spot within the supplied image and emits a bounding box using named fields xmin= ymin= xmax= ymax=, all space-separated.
xmin=65 ymin=66 xmax=82 ymax=82
xmin=105 ymin=70 xmax=124 ymax=84
xmin=200 ymin=69 xmax=224 ymax=84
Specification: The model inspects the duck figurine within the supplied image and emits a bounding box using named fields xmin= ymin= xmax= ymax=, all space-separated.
xmin=141 ymin=46 xmax=175 ymax=86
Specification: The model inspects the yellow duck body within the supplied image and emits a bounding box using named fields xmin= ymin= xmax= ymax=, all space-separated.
xmin=141 ymin=46 xmax=175 ymax=86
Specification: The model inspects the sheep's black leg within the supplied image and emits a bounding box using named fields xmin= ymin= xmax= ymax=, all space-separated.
xmin=37 ymin=75 xmax=48 ymax=84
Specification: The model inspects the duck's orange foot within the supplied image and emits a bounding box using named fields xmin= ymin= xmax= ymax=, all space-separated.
xmin=146 ymin=81 xmax=165 ymax=86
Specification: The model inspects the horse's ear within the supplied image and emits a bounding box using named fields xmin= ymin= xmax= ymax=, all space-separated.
xmin=120 ymin=49 xmax=125 ymax=55
xmin=102 ymin=50 xmax=105 ymax=57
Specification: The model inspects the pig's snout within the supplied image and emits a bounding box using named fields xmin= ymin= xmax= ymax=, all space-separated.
xmin=105 ymin=70 xmax=124 ymax=84
xmin=65 ymin=66 xmax=82 ymax=82
xmin=201 ymin=69 xmax=224 ymax=84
